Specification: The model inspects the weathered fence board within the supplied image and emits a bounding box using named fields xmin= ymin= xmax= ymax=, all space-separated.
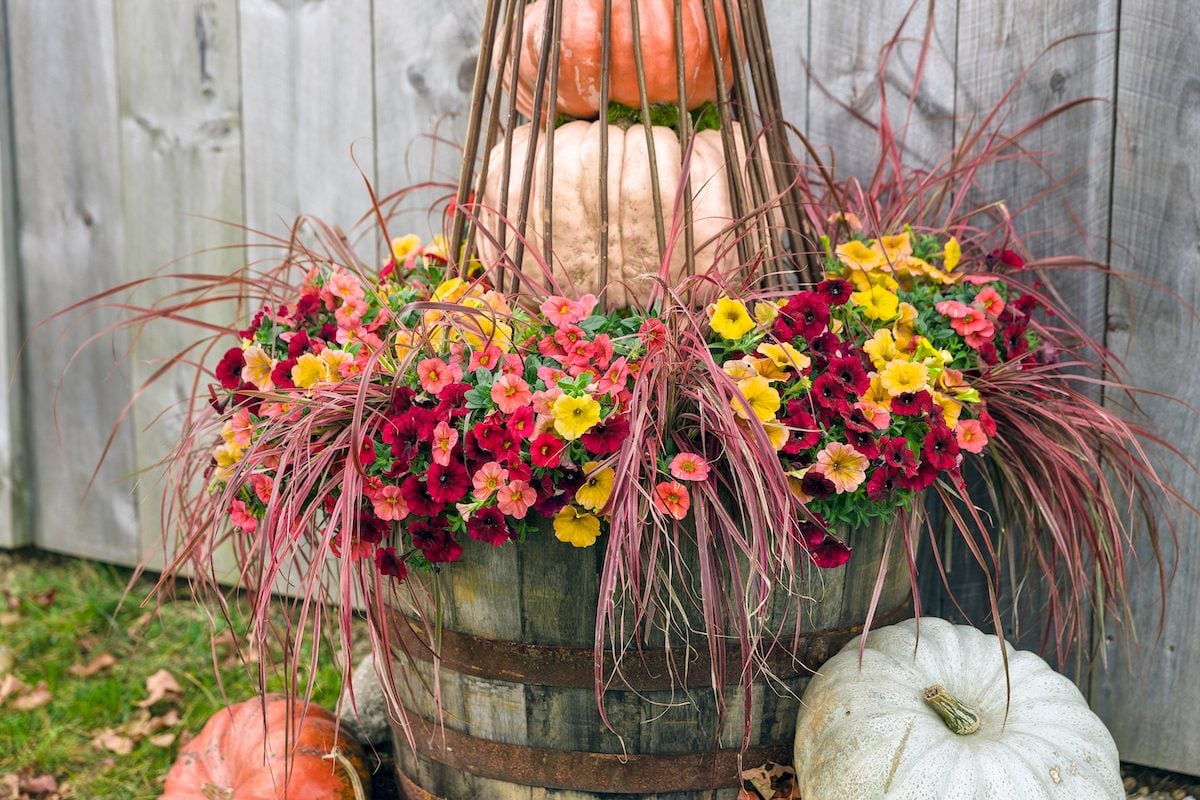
xmin=0 ymin=0 xmax=29 ymax=549
xmin=1093 ymin=0 xmax=1200 ymax=774
xmin=115 ymin=0 xmax=246 ymax=563
xmin=8 ymin=0 xmax=140 ymax=564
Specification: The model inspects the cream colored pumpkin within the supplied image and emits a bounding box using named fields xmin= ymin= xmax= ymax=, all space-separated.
xmin=793 ymin=617 xmax=1123 ymax=800
xmin=477 ymin=120 xmax=769 ymax=309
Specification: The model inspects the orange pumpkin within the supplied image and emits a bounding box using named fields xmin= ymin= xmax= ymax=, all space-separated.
xmin=159 ymin=695 xmax=370 ymax=800
xmin=477 ymin=120 xmax=776 ymax=309
xmin=506 ymin=0 xmax=739 ymax=119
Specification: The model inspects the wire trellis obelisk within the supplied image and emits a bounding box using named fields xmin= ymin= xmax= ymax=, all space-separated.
xmin=448 ymin=0 xmax=819 ymax=309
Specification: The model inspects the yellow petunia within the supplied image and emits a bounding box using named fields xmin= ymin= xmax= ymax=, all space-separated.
xmin=552 ymin=394 xmax=602 ymax=441
xmin=736 ymin=417 xmax=790 ymax=451
xmin=836 ymin=239 xmax=886 ymax=271
xmin=757 ymin=341 xmax=811 ymax=372
xmin=722 ymin=358 xmax=760 ymax=381
xmin=732 ymin=376 xmax=781 ymax=422
xmin=751 ymin=357 xmax=792 ymax=382
xmin=432 ymin=277 xmax=471 ymax=304
xmin=754 ymin=301 xmax=781 ymax=325
xmin=575 ymin=462 xmax=616 ymax=512
xmin=878 ymin=232 xmax=912 ymax=263
xmin=931 ymin=392 xmax=963 ymax=428
xmin=554 ymin=506 xmax=602 ymax=548
xmin=943 ymin=236 xmax=961 ymax=271
xmin=291 ymin=352 xmax=330 ymax=389
xmin=913 ymin=338 xmax=952 ymax=380
xmin=394 ymin=328 xmax=417 ymax=363
xmin=391 ymin=234 xmax=421 ymax=264
xmin=879 ymin=360 xmax=930 ymax=397
xmin=863 ymin=328 xmax=905 ymax=370
xmin=893 ymin=301 xmax=919 ymax=350
xmin=862 ymin=373 xmax=892 ymax=407
xmin=710 ymin=297 xmax=756 ymax=341
xmin=851 ymin=285 xmax=901 ymax=321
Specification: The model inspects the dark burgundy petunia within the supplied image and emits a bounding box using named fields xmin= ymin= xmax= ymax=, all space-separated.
xmin=1013 ymin=294 xmax=1038 ymax=315
xmin=391 ymin=386 xmax=417 ymax=414
xmin=357 ymin=511 xmax=389 ymax=545
xmin=992 ymin=249 xmax=1026 ymax=270
xmin=1002 ymin=324 xmax=1029 ymax=359
xmin=979 ymin=409 xmax=998 ymax=437
xmin=977 ymin=342 xmax=1000 ymax=366
xmin=923 ymin=423 xmax=961 ymax=471
xmin=271 ymin=358 xmax=298 ymax=390
xmin=382 ymin=412 xmax=424 ymax=463
xmin=581 ymin=414 xmax=630 ymax=455
xmin=781 ymin=403 xmax=820 ymax=453
xmin=408 ymin=518 xmax=462 ymax=563
xmin=287 ymin=328 xmax=311 ymax=359
xmin=797 ymin=512 xmax=829 ymax=549
xmin=374 ymin=546 xmax=408 ymax=581
xmin=881 ymin=437 xmax=918 ymax=476
xmin=845 ymin=427 xmax=880 ymax=460
xmin=215 ymin=348 xmax=245 ymax=390
xmin=817 ymin=278 xmax=854 ymax=307
xmin=810 ymin=537 xmax=852 ymax=569
xmin=800 ymin=470 xmax=836 ymax=501
xmin=776 ymin=291 xmax=831 ymax=341
xmin=436 ymin=382 xmax=472 ymax=419
xmin=238 ymin=307 xmax=267 ymax=340
xmin=811 ymin=374 xmax=848 ymax=409
xmin=474 ymin=417 xmax=519 ymax=462
xmin=805 ymin=331 xmax=843 ymax=366
xmin=427 ymin=460 xmax=471 ymax=504
xmin=400 ymin=475 xmax=446 ymax=517
xmin=295 ymin=292 xmax=321 ymax=319
xmin=898 ymin=459 xmax=940 ymax=492
xmin=467 ymin=506 xmax=513 ymax=547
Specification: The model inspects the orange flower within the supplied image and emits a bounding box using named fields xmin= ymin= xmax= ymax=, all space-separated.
xmin=653 ymin=481 xmax=691 ymax=521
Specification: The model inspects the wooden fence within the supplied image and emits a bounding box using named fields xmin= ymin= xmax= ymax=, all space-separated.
xmin=0 ymin=0 xmax=1196 ymax=775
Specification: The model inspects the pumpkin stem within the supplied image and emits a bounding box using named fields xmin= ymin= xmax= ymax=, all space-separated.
xmin=325 ymin=747 xmax=368 ymax=800
xmin=923 ymin=684 xmax=981 ymax=735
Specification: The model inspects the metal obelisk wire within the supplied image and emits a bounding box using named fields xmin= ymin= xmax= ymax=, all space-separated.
xmin=449 ymin=0 xmax=819 ymax=307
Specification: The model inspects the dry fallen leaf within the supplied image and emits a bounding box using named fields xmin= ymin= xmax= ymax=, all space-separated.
xmin=0 ymin=674 xmax=27 ymax=704
xmin=738 ymin=761 xmax=799 ymax=800
xmin=148 ymin=733 xmax=176 ymax=748
xmin=0 ymin=773 xmax=17 ymax=800
xmin=17 ymin=773 xmax=58 ymax=796
xmin=91 ymin=729 xmax=134 ymax=756
xmin=11 ymin=681 xmax=51 ymax=711
xmin=67 ymin=653 xmax=117 ymax=678
xmin=125 ymin=612 xmax=153 ymax=639
xmin=136 ymin=669 xmax=183 ymax=708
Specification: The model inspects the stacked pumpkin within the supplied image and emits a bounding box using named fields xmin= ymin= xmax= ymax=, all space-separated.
xmin=480 ymin=0 xmax=759 ymax=308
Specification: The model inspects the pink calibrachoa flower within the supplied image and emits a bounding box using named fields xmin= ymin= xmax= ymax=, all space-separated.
xmin=496 ymin=480 xmax=537 ymax=519
xmin=372 ymin=484 xmax=410 ymax=521
xmin=472 ymin=461 xmax=509 ymax=499
xmin=596 ymin=356 xmax=630 ymax=395
xmin=500 ymin=353 xmax=525 ymax=377
xmin=249 ymin=474 xmax=273 ymax=504
xmin=230 ymin=499 xmax=257 ymax=532
xmin=540 ymin=294 xmax=597 ymax=327
xmin=537 ymin=365 xmax=568 ymax=387
xmin=491 ymin=373 xmax=533 ymax=414
xmin=955 ymin=419 xmax=989 ymax=454
xmin=653 ymin=481 xmax=691 ymax=521
xmin=431 ymin=421 xmax=459 ymax=467
xmin=669 ymin=452 xmax=711 ymax=482
xmin=853 ymin=400 xmax=891 ymax=431
xmin=814 ymin=442 xmax=869 ymax=493
xmin=334 ymin=298 xmax=368 ymax=329
xmin=327 ymin=271 xmax=365 ymax=303
xmin=229 ymin=407 xmax=254 ymax=447
xmin=974 ymin=287 xmax=1006 ymax=317
xmin=417 ymin=358 xmax=462 ymax=395
xmin=469 ymin=344 xmax=503 ymax=371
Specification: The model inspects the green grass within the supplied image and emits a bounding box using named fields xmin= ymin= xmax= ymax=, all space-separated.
xmin=0 ymin=550 xmax=351 ymax=798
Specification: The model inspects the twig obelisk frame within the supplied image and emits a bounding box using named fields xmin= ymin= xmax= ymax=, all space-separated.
xmin=448 ymin=0 xmax=820 ymax=307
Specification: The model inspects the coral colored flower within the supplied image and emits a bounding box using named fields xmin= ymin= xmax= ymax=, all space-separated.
xmin=229 ymin=499 xmax=257 ymax=532
xmin=291 ymin=352 xmax=329 ymax=389
xmin=227 ymin=407 xmax=254 ymax=447
xmin=652 ymin=481 xmax=691 ymax=521
xmin=850 ymin=285 xmax=900 ymax=321
xmin=328 ymin=271 xmax=365 ymax=302
xmin=552 ymin=394 xmax=602 ymax=441
xmin=955 ymin=419 xmax=989 ymax=454
xmin=540 ymin=294 xmax=596 ymax=327
xmin=374 ymin=546 xmax=408 ymax=581
xmin=497 ymin=480 xmax=537 ymax=519
xmin=430 ymin=421 xmax=459 ymax=467
xmin=879 ymin=360 xmax=930 ymax=397
xmin=417 ymin=358 xmax=462 ymax=396
xmin=975 ymin=286 xmax=1005 ymax=316
xmin=570 ymin=462 xmax=612 ymax=512
xmin=530 ymin=432 xmax=565 ymax=468
xmin=814 ymin=442 xmax=869 ymax=493
xmin=639 ymin=318 xmax=668 ymax=353
xmin=491 ymin=373 xmax=532 ymax=414
xmin=467 ymin=506 xmax=512 ymax=546
xmin=554 ymin=506 xmax=602 ymax=548
xmin=472 ymin=461 xmax=509 ymax=499
xmin=468 ymin=345 xmax=503 ymax=371
xmin=669 ymin=453 xmax=710 ymax=482
xmin=710 ymin=297 xmax=756 ymax=340
xmin=241 ymin=345 xmax=276 ymax=390
xmin=372 ymin=484 xmax=410 ymax=522
xmin=732 ymin=377 xmax=781 ymax=422
xmin=853 ymin=401 xmax=891 ymax=431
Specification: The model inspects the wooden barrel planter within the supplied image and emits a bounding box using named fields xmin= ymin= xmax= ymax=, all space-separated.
xmin=386 ymin=522 xmax=910 ymax=799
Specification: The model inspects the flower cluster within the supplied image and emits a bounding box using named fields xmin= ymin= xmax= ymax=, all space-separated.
xmin=707 ymin=228 xmax=1043 ymax=551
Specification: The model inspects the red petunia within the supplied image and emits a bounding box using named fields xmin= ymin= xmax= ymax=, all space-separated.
xmin=781 ymin=401 xmax=820 ymax=453
xmin=890 ymin=391 xmax=934 ymax=417
xmin=287 ymin=328 xmax=311 ymax=358
xmin=810 ymin=537 xmax=852 ymax=569
xmin=805 ymin=331 xmax=844 ymax=366
xmin=828 ymin=356 xmax=871 ymax=396
xmin=844 ymin=426 xmax=880 ymax=460
xmin=800 ymin=470 xmax=836 ymax=501
xmin=797 ymin=513 xmax=829 ymax=549
xmin=474 ymin=417 xmax=520 ymax=463
xmin=817 ymin=278 xmax=853 ymax=306
xmin=374 ymin=546 xmax=408 ymax=580
xmin=427 ymin=460 xmax=471 ymax=504
xmin=467 ymin=506 xmax=513 ymax=547
xmin=1002 ymin=324 xmax=1029 ymax=359
xmin=215 ymin=348 xmax=245 ymax=390
xmin=271 ymin=358 xmax=298 ymax=390
xmin=881 ymin=437 xmax=919 ymax=476
xmin=400 ymin=476 xmax=446 ymax=517
xmin=811 ymin=374 xmax=849 ymax=410
xmin=639 ymin=318 xmax=668 ymax=353
xmin=898 ymin=460 xmax=940 ymax=492
xmin=356 ymin=511 xmax=389 ymax=545
xmin=581 ymin=414 xmax=629 ymax=455
xmin=775 ymin=291 xmax=830 ymax=341
xmin=922 ymin=423 xmax=960 ymax=471
xmin=865 ymin=466 xmax=900 ymax=501
xmin=530 ymin=432 xmax=565 ymax=468
xmin=509 ymin=406 xmax=536 ymax=440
